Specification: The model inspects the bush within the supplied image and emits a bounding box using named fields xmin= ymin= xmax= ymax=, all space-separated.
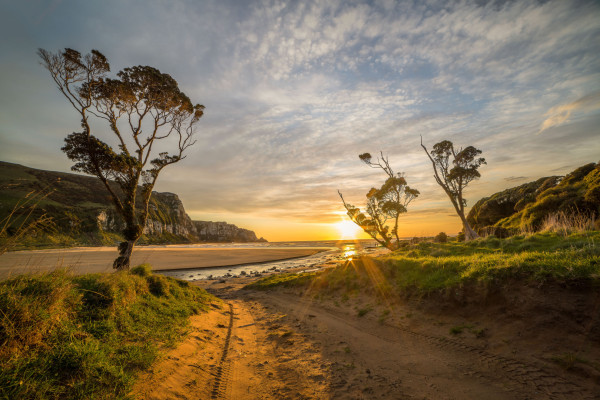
xmin=434 ymin=232 xmax=448 ymax=243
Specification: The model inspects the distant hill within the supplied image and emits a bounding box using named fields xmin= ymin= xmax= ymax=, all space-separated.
xmin=467 ymin=162 xmax=600 ymax=235
xmin=0 ymin=161 xmax=266 ymax=248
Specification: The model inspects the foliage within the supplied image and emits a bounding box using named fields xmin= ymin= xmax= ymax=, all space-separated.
xmin=38 ymin=48 xmax=204 ymax=269
xmin=421 ymin=137 xmax=485 ymax=240
xmin=339 ymin=152 xmax=419 ymax=250
xmin=467 ymin=176 xmax=561 ymax=231
xmin=467 ymin=162 xmax=600 ymax=234
xmin=0 ymin=267 xmax=216 ymax=399
xmin=434 ymin=232 xmax=448 ymax=243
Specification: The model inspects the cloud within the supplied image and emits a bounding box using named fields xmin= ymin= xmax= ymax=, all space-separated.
xmin=504 ymin=176 xmax=528 ymax=182
xmin=539 ymin=91 xmax=600 ymax=133
xmin=1 ymin=0 xmax=600 ymax=238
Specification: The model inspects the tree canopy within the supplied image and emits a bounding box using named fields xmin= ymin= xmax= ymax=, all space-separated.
xmin=39 ymin=48 xmax=204 ymax=269
xmin=339 ymin=152 xmax=419 ymax=250
xmin=421 ymin=137 xmax=485 ymax=240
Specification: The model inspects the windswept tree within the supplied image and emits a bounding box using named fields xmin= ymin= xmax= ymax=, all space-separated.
xmin=39 ymin=48 xmax=204 ymax=269
xmin=339 ymin=152 xmax=419 ymax=250
xmin=420 ymin=137 xmax=485 ymax=241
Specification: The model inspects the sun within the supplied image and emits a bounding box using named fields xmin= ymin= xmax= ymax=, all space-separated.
xmin=335 ymin=220 xmax=360 ymax=239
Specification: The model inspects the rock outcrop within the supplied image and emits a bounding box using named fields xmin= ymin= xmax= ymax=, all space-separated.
xmin=193 ymin=221 xmax=267 ymax=242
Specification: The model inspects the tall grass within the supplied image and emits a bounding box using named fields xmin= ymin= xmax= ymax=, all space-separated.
xmin=0 ymin=265 xmax=217 ymax=399
xmin=540 ymin=211 xmax=597 ymax=236
xmin=0 ymin=189 xmax=55 ymax=255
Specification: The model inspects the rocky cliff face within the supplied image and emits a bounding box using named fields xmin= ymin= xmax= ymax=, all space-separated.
xmin=193 ymin=221 xmax=266 ymax=242
xmin=96 ymin=191 xmax=265 ymax=242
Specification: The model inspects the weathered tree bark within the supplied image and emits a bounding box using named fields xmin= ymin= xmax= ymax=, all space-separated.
xmin=113 ymin=240 xmax=135 ymax=270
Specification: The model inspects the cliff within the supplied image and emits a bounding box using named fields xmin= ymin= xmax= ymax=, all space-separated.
xmin=193 ymin=221 xmax=266 ymax=242
xmin=0 ymin=161 xmax=266 ymax=247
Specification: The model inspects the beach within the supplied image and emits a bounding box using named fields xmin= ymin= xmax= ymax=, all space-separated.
xmin=0 ymin=246 xmax=324 ymax=279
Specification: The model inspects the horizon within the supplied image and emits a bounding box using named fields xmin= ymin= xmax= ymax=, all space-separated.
xmin=1 ymin=1 xmax=599 ymax=241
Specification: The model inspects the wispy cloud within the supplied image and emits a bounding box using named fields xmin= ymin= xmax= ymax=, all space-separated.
xmin=539 ymin=91 xmax=600 ymax=133
xmin=1 ymin=0 xmax=599 ymax=238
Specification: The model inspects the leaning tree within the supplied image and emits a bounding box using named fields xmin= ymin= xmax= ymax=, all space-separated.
xmin=339 ymin=152 xmax=419 ymax=250
xmin=420 ymin=137 xmax=485 ymax=241
xmin=39 ymin=48 xmax=204 ymax=269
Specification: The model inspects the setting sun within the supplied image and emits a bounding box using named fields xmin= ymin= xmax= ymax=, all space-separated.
xmin=335 ymin=220 xmax=361 ymax=239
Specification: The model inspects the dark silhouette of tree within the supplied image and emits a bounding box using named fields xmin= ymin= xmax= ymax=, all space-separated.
xmin=420 ymin=137 xmax=485 ymax=241
xmin=38 ymin=48 xmax=204 ymax=269
xmin=339 ymin=152 xmax=419 ymax=250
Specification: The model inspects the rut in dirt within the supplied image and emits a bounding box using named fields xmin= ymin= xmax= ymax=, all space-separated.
xmin=210 ymin=303 xmax=234 ymax=399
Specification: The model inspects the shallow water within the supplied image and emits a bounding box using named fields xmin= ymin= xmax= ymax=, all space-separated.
xmin=158 ymin=240 xmax=380 ymax=281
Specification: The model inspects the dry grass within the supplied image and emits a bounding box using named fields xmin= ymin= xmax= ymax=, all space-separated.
xmin=0 ymin=189 xmax=55 ymax=255
xmin=540 ymin=211 xmax=597 ymax=236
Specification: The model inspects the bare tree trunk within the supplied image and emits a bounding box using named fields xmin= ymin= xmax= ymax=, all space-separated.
xmin=113 ymin=240 xmax=135 ymax=270
xmin=464 ymin=224 xmax=479 ymax=241
xmin=459 ymin=214 xmax=479 ymax=241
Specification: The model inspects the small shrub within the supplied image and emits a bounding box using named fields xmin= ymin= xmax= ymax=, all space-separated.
xmin=434 ymin=232 xmax=448 ymax=243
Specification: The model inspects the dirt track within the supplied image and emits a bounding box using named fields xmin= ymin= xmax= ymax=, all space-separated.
xmin=133 ymin=278 xmax=599 ymax=400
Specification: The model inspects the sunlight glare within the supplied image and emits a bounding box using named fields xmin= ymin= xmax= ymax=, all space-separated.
xmin=336 ymin=220 xmax=360 ymax=239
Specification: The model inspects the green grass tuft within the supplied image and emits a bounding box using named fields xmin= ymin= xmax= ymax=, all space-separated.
xmin=244 ymin=271 xmax=319 ymax=290
xmin=0 ymin=267 xmax=217 ymax=399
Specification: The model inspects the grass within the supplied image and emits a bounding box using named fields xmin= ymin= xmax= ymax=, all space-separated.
xmin=246 ymin=231 xmax=600 ymax=297
xmin=357 ymin=306 xmax=372 ymax=317
xmin=0 ymin=264 xmax=218 ymax=399
xmin=244 ymin=271 xmax=319 ymax=290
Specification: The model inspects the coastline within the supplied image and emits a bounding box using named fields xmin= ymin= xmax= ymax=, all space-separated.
xmin=152 ymin=250 xmax=326 ymax=273
xmin=0 ymin=247 xmax=328 ymax=280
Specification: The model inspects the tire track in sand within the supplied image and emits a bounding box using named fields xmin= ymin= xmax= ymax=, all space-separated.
xmin=209 ymin=303 xmax=234 ymax=399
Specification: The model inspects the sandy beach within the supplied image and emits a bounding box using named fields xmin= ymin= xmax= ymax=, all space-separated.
xmin=0 ymin=247 xmax=323 ymax=279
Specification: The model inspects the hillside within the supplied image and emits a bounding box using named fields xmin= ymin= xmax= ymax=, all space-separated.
xmin=0 ymin=161 xmax=266 ymax=248
xmin=467 ymin=162 xmax=600 ymax=235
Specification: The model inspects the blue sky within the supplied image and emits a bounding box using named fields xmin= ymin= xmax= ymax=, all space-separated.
xmin=1 ymin=0 xmax=599 ymax=240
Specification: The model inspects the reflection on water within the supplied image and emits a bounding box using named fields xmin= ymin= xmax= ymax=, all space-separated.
xmin=158 ymin=240 xmax=381 ymax=281
xmin=343 ymin=245 xmax=357 ymax=260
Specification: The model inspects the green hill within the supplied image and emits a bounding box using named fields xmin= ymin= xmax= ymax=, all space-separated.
xmin=0 ymin=161 xmax=262 ymax=249
xmin=467 ymin=162 xmax=600 ymax=235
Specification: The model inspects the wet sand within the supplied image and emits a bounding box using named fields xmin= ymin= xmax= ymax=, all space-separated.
xmin=0 ymin=247 xmax=323 ymax=279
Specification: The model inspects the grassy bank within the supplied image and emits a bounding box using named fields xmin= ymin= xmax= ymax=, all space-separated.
xmin=0 ymin=265 xmax=218 ymax=399
xmin=247 ymin=231 xmax=600 ymax=296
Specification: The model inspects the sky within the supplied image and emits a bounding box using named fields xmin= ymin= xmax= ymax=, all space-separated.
xmin=0 ymin=0 xmax=599 ymax=241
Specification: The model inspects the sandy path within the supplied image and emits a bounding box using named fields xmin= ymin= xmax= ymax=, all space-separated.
xmin=136 ymin=275 xmax=597 ymax=399
xmin=0 ymin=247 xmax=322 ymax=279
xmin=243 ymin=291 xmax=594 ymax=399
